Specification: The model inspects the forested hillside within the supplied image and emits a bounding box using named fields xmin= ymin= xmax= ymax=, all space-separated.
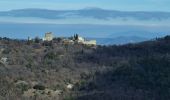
xmin=0 ymin=36 xmax=170 ymax=100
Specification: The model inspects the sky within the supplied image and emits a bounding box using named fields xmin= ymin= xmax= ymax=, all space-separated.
xmin=0 ymin=0 xmax=170 ymax=11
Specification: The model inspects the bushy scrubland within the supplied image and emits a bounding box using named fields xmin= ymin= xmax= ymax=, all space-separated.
xmin=0 ymin=36 xmax=170 ymax=100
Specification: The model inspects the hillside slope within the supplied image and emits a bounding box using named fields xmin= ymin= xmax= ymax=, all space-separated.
xmin=0 ymin=36 xmax=170 ymax=100
xmin=76 ymin=36 xmax=170 ymax=100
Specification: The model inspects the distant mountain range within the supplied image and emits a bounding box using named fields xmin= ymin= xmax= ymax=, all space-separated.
xmin=0 ymin=8 xmax=170 ymax=45
xmin=89 ymin=36 xmax=150 ymax=45
xmin=0 ymin=8 xmax=170 ymax=20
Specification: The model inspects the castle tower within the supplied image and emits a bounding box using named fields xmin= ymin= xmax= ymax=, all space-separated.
xmin=43 ymin=32 xmax=53 ymax=41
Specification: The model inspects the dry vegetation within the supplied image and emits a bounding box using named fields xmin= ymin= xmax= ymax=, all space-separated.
xmin=0 ymin=36 xmax=170 ymax=100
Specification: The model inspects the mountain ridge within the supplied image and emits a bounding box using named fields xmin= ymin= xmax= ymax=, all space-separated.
xmin=0 ymin=8 xmax=170 ymax=20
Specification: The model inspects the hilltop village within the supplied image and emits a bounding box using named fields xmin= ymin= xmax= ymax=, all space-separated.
xmin=0 ymin=33 xmax=98 ymax=100
xmin=0 ymin=32 xmax=97 ymax=66
xmin=32 ymin=32 xmax=97 ymax=46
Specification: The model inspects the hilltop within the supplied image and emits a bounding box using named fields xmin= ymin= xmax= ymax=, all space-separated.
xmin=0 ymin=36 xmax=170 ymax=100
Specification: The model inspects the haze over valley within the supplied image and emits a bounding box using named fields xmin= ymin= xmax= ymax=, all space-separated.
xmin=0 ymin=8 xmax=170 ymax=44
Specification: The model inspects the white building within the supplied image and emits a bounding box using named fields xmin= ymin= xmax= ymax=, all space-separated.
xmin=43 ymin=32 xmax=53 ymax=41
xmin=84 ymin=40 xmax=97 ymax=46
xmin=77 ymin=36 xmax=85 ymax=43
xmin=77 ymin=36 xmax=97 ymax=46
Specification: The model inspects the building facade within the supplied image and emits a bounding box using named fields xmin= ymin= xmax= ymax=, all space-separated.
xmin=77 ymin=36 xmax=97 ymax=46
xmin=43 ymin=32 xmax=53 ymax=41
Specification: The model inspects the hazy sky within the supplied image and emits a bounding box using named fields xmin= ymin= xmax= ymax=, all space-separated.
xmin=0 ymin=0 xmax=170 ymax=11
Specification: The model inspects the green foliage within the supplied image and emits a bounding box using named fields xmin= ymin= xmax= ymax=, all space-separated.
xmin=34 ymin=37 xmax=41 ymax=43
xmin=73 ymin=34 xmax=79 ymax=41
xmin=53 ymin=37 xmax=63 ymax=42
xmin=64 ymin=95 xmax=75 ymax=100
xmin=25 ymin=62 xmax=33 ymax=69
xmin=2 ymin=48 xmax=11 ymax=54
xmin=33 ymin=84 xmax=46 ymax=90
xmin=16 ymin=82 xmax=30 ymax=92
xmin=45 ymin=52 xmax=56 ymax=60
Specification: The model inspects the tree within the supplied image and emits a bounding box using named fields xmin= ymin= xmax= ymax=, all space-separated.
xmin=74 ymin=34 xmax=79 ymax=41
xmin=34 ymin=36 xmax=41 ymax=43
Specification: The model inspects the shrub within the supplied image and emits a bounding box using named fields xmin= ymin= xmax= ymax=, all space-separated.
xmin=33 ymin=84 xmax=46 ymax=90
xmin=16 ymin=81 xmax=30 ymax=92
